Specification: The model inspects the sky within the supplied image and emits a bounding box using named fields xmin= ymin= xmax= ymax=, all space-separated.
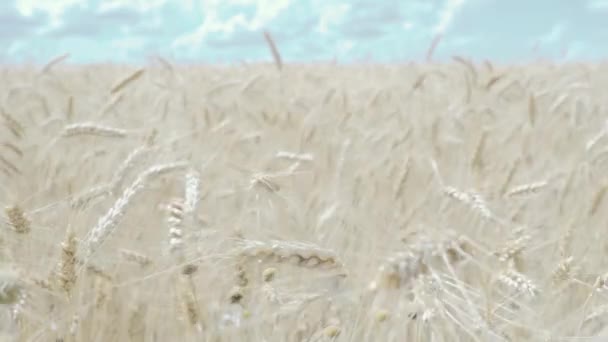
xmin=1 ymin=0 xmax=607 ymax=65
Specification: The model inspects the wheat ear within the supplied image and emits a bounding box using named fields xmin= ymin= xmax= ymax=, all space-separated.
xmin=263 ymin=31 xmax=283 ymax=70
xmin=61 ymin=123 xmax=128 ymax=138
xmin=111 ymin=68 xmax=146 ymax=94
xmin=84 ymin=162 xmax=187 ymax=261
xmin=40 ymin=53 xmax=70 ymax=74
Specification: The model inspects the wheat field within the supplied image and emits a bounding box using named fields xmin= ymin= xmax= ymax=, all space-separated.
xmin=1 ymin=58 xmax=608 ymax=341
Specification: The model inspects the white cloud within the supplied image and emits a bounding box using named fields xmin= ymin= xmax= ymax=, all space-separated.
xmin=15 ymin=0 xmax=84 ymax=28
xmin=14 ymin=0 xmax=83 ymax=16
xmin=588 ymin=0 xmax=608 ymax=10
xmin=98 ymin=0 xmax=170 ymax=12
xmin=403 ymin=21 xmax=414 ymax=30
xmin=433 ymin=0 xmax=466 ymax=34
xmin=172 ymin=0 xmax=290 ymax=51
xmin=317 ymin=3 xmax=350 ymax=34
xmin=538 ymin=24 xmax=564 ymax=44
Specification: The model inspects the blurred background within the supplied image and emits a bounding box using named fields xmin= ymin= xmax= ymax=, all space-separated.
xmin=1 ymin=0 xmax=607 ymax=64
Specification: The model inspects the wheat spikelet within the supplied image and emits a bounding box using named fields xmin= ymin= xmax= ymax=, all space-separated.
xmin=552 ymin=256 xmax=577 ymax=285
xmin=1 ymin=108 xmax=25 ymax=139
xmin=2 ymin=142 xmax=22 ymax=158
xmin=370 ymin=233 xmax=468 ymax=291
xmin=494 ymin=229 xmax=531 ymax=264
xmin=584 ymin=304 xmax=608 ymax=325
xmin=443 ymin=186 xmax=494 ymax=220
xmin=120 ymin=249 xmax=152 ymax=267
xmin=589 ymin=184 xmax=607 ymax=216
xmin=110 ymin=146 xmax=151 ymax=194
xmin=393 ymin=157 xmax=410 ymax=200
xmin=0 ymin=155 xmax=21 ymax=175
xmin=500 ymin=159 xmax=520 ymax=196
xmin=496 ymin=268 xmax=538 ymax=297
xmin=61 ymin=122 xmax=128 ymax=138
xmin=426 ymin=34 xmax=442 ymax=61
xmin=86 ymin=264 xmax=113 ymax=281
xmin=549 ymin=93 xmax=569 ymax=114
xmin=241 ymin=74 xmax=263 ymax=93
xmin=275 ymin=151 xmax=314 ymax=162
xmin=67 ymin=95 xmax=74 ymax=120
xmin=322 ymin=325 xmax=341 ymax=338
xmin=452 ymin=56 xmax=478 ymax=82
xmin=111 ymin=68 xmax=146 ymax=94
xmin=528 ymin=94 xmax=537 ymax=126
xmin=57 ymin=227 xmax=77 ymax=296
xmin=485 ymin=74 xmax=504 ymax=90
xmin=471 ymin=131 xmax=487 ymax=171
xmin=506 ymin=180 xmax=548 ymax=197
xmin=263 ymin=31 xmax=283 ymax=70
xmin=5 ymin=205 xmax=30 ymax=234
xmin=156 ymin=55 xmax=174 ymax=72
xmin=99 ymin=94 xmax=125 ymax=116
xmin=70 ymin=184 xmax=111 ymax=210
xmin=40 ymin=53 xmax=70 ymax=74
xmin=177 ymin=269 xmax=203 ymax=333
xmin=167 ymin=199 xmax=185 ymax=257
xmin=184 ymin=169 xmax=200 ymax=216
xmin=0 ymin=267 xmax=22 ymax=304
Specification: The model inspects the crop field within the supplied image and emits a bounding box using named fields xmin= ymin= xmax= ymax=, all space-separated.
xmin=1 ymin=58 xmax=608 ymax=341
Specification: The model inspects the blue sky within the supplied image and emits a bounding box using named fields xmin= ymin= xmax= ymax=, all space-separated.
xmin=1 ymin=0 xmax=607 ymax=64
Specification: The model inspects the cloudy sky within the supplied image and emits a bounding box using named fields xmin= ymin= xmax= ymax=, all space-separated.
xmin=1 ymin=0 xmax=607 ymax=64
